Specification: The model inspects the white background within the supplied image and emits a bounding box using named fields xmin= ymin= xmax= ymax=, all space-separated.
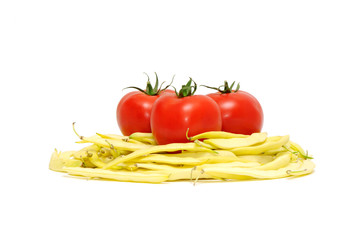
xmin=1 ymin=1 xmax=360 ymax=239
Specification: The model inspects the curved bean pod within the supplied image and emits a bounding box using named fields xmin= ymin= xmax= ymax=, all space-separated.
xmin=231 ymin=135 xmax=290 ymax=155
xmin=190 ymin=131 xmax=248 ymax=140
xmin=204 ymin=132 xmax=267 ymax=149
xmin=63 ymin=167 xmax=169 ymax=183
xmin=102 ymin=142 xmax=216 ymax=169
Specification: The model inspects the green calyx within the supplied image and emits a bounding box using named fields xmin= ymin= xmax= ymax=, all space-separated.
xmin=201 ymin=80 xmax=240 ymax=94
xmin=124 ymin=72 xmax=173 ymax=96
xmin=173 ymin=78 xmax=197 ymax=98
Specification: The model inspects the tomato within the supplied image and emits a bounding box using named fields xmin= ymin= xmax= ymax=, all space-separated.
xmin=205 ymin=81 xmax=263 ymax=135
xmin=116 ymin=73 xmax=174 ymax=136
xmin=151 ymin=79 xmax=222 ymax=144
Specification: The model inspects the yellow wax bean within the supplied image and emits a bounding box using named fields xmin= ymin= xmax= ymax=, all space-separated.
xmin=204 ymin=132 xmax=267 ymax=149
xmin=49 ymin=149 xmax=62 ymax=172
xmin=75 ymin=134 xmax=102 ymax=143
xmin=202 ymin=161 xmax=305 ymax=180
xmin=102 ymin=142 xmax=215 ymax=169
xmin=190 ymin=131 xmax=248 ymax=140
xmin=98 ymin=156 xmax=124 ymax=170
xmin=51 ymin=128 xmax=315 ymax=183
xmin=289 ymin=141 xmax=306 ymax=156
xmin=231 ymin=135 xmax=290 ymax=155
xmin=99 ymin=155 xmax=114 ymax=163
xmin=63 ymin=167 xmax=168 ymax=183
xmin=136 ymin=137 xmax=156 ymax=145
xmin=160 ymin=151 xmax=217 ymax=158
xmin=87 ymin=152 xmax=106 ymax=168
xmin=236 ymin=155 xmax=275 ymax=164
xmin=129 ymin=132 xmax=156 ymax=145
xmin=134 ymin=150 xmax=252 ymax=165
xmin=157 ymin=150 xmax=236 ymax=159
xmin=194 ymin=140 xmax=216 ymax=150
xmin=203 ymin=156 xmax=252 ymax=164
xmin=288 ymin=141 xmax=313 ymax=159
xmin=129 ymin=132 xmax=154 ymax=139
xmin=262 ymin=147 xmax=287 ymax=155
xmin=127 ymin=139 xmax=147 ymax=145
xmin=200 ymin=151 xmax=260 ymax=164
xmin=98 ymin=147 xmax=112 ymax=157
xmin=254 ymin=152 xmax=291 ymax=170
xmin=97 ymin=133 xmax=148 ymax=148
xmin=72 ymin=144 xmax=100 ymax=159
xmin=168 ymin=169 xmax=212 ymax=181
xmin=71 ymin=145 xmax=100 ymax=168
xmin=63 ymin=159 xmax=83 ymax=168
xmin=79 ymin=137 xmax=150 ymax=151
xmin=286 ymin=160 xmax=315 ymax=176
xmin=96 ymin=133 xmax=129 ymax=141
xmin=135 ymin=163 xmax=212 ymax=181
xmin=214 ymin=150 xmax=238 ymax=157
xmin=136 ymin=150 xmax=239 ymax=165
xmin=135 ymin=163 xmax=180 ymax=170
xmin=135 ymin=154 xmax=206 ymax=165
xmin=262 ymin=142 xmax=290 ymax=155
xmin=49 ymin=150 xmax=84 ymax=172
xmin=98 ymin=147 xmax=130 ymax=158
xmin=200 ymin=161 xmax=261 ymax=168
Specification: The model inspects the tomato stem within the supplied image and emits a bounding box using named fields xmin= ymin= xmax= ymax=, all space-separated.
xmin=174 ymin=77 xmax=197 ymax=98
xmin=201 ymin=80 xmax=240 ymax=94
xmin=156 ymin=74 xmax=175 ymax=95
xmin=123 ymin=72 xmax=172 ymax=96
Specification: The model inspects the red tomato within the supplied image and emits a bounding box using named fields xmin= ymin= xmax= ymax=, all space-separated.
xmin=206 ymin=81 xmax=263 ymax=135
xmin=151 ymin=79 xmax=222 ymax=144
xmin=116 ymin=73 xmax=174 ymax=136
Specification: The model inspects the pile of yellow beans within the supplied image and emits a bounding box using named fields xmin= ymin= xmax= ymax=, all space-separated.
xmin=49 ymin=129 xmax=315 ymax=184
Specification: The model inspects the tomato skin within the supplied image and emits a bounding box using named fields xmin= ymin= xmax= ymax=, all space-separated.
xmin=151 ymin=94 xmax=222 ymax=144
xmin=116 ymin=90 xmax=174 ymax=136
xmin=207 ymin=91 xmax=263 ymax=135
